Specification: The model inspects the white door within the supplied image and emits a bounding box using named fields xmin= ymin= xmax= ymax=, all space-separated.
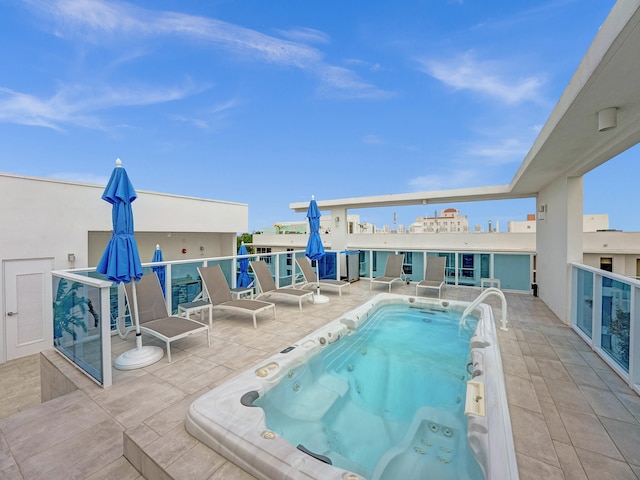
xmin=4 ymin=259 xmax=54 ymax=361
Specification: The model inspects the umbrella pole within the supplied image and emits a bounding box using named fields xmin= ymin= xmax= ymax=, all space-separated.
xmin=312 ymin=260 xmax=329 ymax=304
xmin=113 ymin=277 xmax=164 ymax=370
xmin=131 ymin=278 xmax=143 ymax=350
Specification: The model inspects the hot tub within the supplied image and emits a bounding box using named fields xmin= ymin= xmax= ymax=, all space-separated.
xmin=186 ymin=294 xmax=518 ymax=480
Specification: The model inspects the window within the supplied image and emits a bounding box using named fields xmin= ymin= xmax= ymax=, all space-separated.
xmin=257 ymin=247 xmax=272 ymax=263
xmin=286 ymin=248 xmax=294 ymax=266
xmin=600 ymin=257 xmax=613 ymax=272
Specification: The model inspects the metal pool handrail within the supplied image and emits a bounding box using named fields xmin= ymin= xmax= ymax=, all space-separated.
xmin=461 ymin=287 xmax=508 ymax=331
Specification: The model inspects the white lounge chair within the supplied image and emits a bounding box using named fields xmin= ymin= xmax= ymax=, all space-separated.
xmin=250 ymin=260 xmax=314 ymax=309
xmin=198 ymin=264 xmax=276 ymax=329
xmin=124 ymin=272 xmax=210 ymax=363
xmin=415 ymin=256 xmax=447 ymax=298
xmin=295 ymin=257 xmax=351 ymax=296
xmin=370 ymin=253 xmax=405 ymax=292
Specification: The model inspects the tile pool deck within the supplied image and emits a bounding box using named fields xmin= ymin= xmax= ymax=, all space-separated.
xmin=2 ymin=281 xmax=640 ymax=479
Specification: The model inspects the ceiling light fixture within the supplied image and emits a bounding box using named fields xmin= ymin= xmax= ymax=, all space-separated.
xmin=598 ymin=107 xmax=618 ymax=132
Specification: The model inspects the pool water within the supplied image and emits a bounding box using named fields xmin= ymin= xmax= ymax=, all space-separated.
xmin=254 ymin=304 xmax=484 ymax=479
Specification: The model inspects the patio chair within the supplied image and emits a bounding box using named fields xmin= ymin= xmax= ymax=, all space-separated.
xmin=250 ymin=260 xmax=314 ymax=309
xmin=370 ymin=253 xmax=405 ymax=292
xmin=124 ymin=272 xmax=210 ymax=363
xmin=295 ymin=257 xmax=351 ymax=296
xmin=197 ymin=265 xmax=276 ymax=329
xmin=415 ymin=256 xmax=447 ymax=298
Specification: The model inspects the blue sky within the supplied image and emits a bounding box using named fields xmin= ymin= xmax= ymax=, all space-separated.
xmin=2 ymin=0 xmax=634 ymax=232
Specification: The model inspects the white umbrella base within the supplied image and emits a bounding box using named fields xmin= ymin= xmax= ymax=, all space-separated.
xmin=312 ymin=294 xmax=330 ymax=304
xmin=114 ymin=346 xmax=164 ymax=370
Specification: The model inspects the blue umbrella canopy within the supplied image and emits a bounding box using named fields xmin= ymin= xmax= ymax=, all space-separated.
xmin=237 ymin=242 xmax=252 ymax=288
xmin=305 ymin=196 xmax=325 ymax=261
xmin=96 ymin=159 xmax=143 ymax=283
xmin=152 ymin=244 xmax=166 ymax=296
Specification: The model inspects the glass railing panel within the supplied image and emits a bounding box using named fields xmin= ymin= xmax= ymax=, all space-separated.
xmin=494 ymin=254 xmax=531 ymax=291
xmin=423 ymin=252 xmax=454 ymax=284
xmin=359 ymin=250 xmax=370 ymax=278
xmin=279 ymin=252 xmax=295 ymax=286
xmin=292 ymin=252 xmax=307 ymax=285
xmin=255 ymin=253 xmax=281 ymax=285
xmin=318 ymin=251 xmax=338 ymax=280
xmin=171 ymin=261 xmax=204 ymax=314
xmin=214 ymin=259 xmax=235 ymax=286
xmin=372 ymin=251 xmax=390 ymax=277
xmin=601 ymin=278 xmax=631 ymax=371
xmin=437 ymin=252 xmax=456 ymax=285
xmin=575 ymin=268 xmax=593 ymax=338
xmin=398 ymin=250 xmax=416 ymax=280
xmin=53 ymin=276 xmax=103 ymax=383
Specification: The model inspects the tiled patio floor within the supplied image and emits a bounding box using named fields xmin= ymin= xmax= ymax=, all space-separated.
xmin=1 ymin=281 xmax=640 ymax=479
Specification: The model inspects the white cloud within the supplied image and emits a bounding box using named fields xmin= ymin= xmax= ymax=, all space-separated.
xmin=466 ymin=138 xmax=529 ymax=165
xmin=317 ymin=66 xmax=393 ymax=99
xmin=170 ymin=97 xmax=241 ymax=130
xmin=0 ymin=82 xmax=203 ymax=130
xmin=24 ymin=0 xmax=389 ymax=99
xmin=345 ymin=58 xmax=382 ymax=72
xmin=362 ymin=134 xmax=386 ymax=145
xmin=418 ymin=51 xmax=545 ymax=105
xmin=408 ymin=169 xmax=481 ymax=191
xmin=276 ymin=27 xmax=330 ymax=45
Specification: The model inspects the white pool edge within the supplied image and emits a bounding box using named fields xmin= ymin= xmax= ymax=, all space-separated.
xmin=185 ymin=293 xmax=519 ymax=480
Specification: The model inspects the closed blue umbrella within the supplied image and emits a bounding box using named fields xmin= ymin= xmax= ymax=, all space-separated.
xmin=96 ymin=160 xmax=143 ymax=284
xmin=305 ymin=196 xmax=328 ymax=303
xmin=237 ymin=242 xmax=252 ymax=288
xmin=305 ymin=196 xmax=325 ymax=261
xmin=152 ymin=244 xmax=166 ymax=297
xmin=97 ymin=158 xmax=163 ymax=370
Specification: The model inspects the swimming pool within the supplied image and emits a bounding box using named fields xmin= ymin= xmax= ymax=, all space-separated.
xmin=186 ymin=294 xmax=518 ymax=480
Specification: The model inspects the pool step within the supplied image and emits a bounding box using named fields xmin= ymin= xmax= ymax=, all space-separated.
xmin=287 ymin=373 xmax=349 ymax=421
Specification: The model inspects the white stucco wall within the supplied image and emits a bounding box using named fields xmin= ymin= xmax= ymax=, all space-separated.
xmin=0 ymin=173 xmax=248 ymax=270
xmin=88 ymin=231 xmax=238 ymax=266
xmin=253 ymin=231 xmax=537 ymax=253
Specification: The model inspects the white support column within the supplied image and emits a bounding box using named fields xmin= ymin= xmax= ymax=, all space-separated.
xmin=537 ymin=175 xmax=584 ymax=324
xmin=330 ymin=207 xmax=348 ymax=276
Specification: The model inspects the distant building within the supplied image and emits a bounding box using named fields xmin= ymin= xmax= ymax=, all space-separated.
xmin=409 ymin=208 xmax=469 ymax=233
xmin=267 ymin=215 xmax=362 ymax=235
xmin=508 ymin=213 xmax=609 ymax=233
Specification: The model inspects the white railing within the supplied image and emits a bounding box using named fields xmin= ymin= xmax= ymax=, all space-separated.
xmin=571 ymin=263 xmax=639 ymax=395
xmin=460 ymin=287 xmax=508 ymax=331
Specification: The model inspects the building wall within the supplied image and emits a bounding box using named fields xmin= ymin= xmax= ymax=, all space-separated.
xmin=253 ymin=231 xmax=537 ymax=252
xmin=0 ymin=173 xmax=248 ymax=363
xmin=583 ymin=214 xmax=609 ymax=232
xmin=88 ymin=231 xmax=237 ymax=266
xmin=509 ymin=213 xmax=609 ymax=233
xmin=0 ymin=173 xmax=248 ymax=270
